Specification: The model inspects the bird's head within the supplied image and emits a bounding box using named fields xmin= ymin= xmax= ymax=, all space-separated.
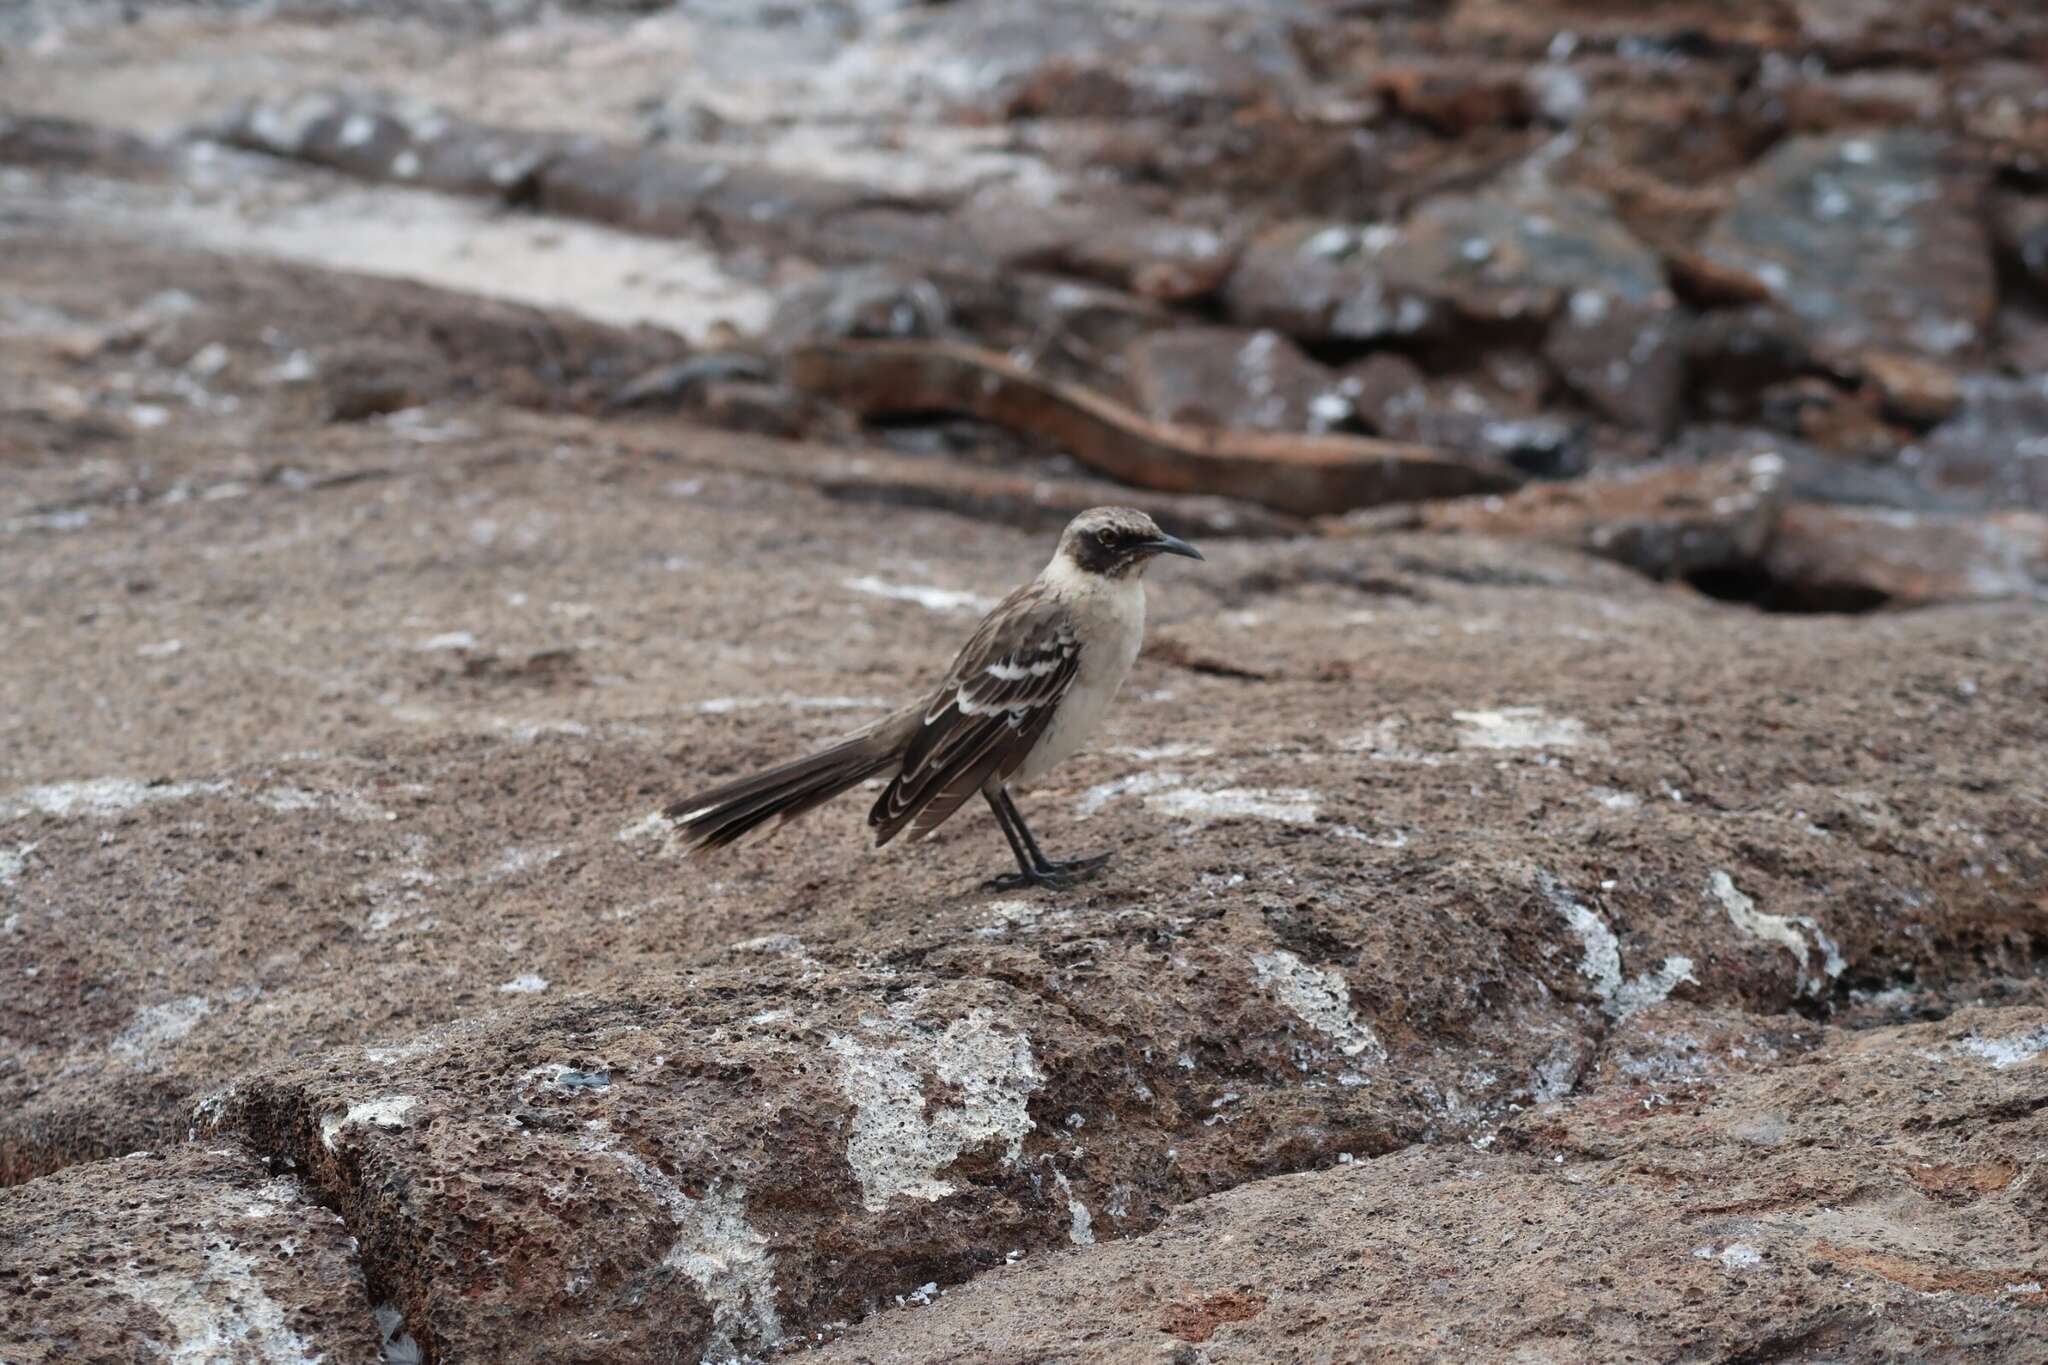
xmin=1057 ymin=507 xmax=1204 ymax=579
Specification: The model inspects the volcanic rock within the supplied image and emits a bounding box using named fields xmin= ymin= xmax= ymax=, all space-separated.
xmin=1699 ymin=132 xmax=1996 ymax=361
xmin=1125 ymin=327 xmax=1344 ymax=433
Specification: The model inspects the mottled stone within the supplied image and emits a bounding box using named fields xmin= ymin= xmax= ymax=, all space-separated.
xmin=1700 ymin=132 xmax=1995 ymax=360
xmin=807 ymin=1009 xmax=2048 ymax=1364
xmin=1125 ymin=327 xmax=1342 ymax=432
xmin=0 ymin=1146 xmax=377 ymax=1365
xmin=1220 ymin=221 xmax=1447 ymax=344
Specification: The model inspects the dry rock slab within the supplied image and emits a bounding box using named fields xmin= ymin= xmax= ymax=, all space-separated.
xmin=808 ymin=1007 xmax=2048 ymax=1364
xmin=0 ymin=1144 xmax=380 ymax=1364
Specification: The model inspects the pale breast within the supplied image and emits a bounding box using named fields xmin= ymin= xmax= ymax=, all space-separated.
xmin=1012 ymin=577 xmax=1145 ymax=786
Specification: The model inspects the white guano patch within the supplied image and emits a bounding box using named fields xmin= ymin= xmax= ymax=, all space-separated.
xmin=1252 ymin=950 xmax=1385 ymax=1061
xmin=1148 ymin=787 xmax=1320 ymax=825
xmin=114 ymin=1239 xmax=324 ymax=1365
xmin=580 ymin=1121 xmax=783 ymax=1358
xmin=1542 ymin=875 xmax=1696 ymax=1020
xmin=828 ymin=1005 xmax=1043 ymax=1213
xmin=1074 ymin=770 xmax=1184 ymax=818
xmin=3 ymin=777 xmax=230 ymax=821
xmin=0 ymin=841 xmax=36 ymax=887
xmin=1709 ymin=870 xmax=1844 ymax=997
xmin=688 ymin=694 xmax=890 ymax=715
xmin=1961 ymin=1025 xmax=2048 ymax=1070
xmin=843 ymin=576 xmax=997 ymax=615
xmin=1452 ymin=707 xmax=1588 ymax=751
xmin=1045 ymin=1162 xmax=1095 ymax=1245
xmin=110 ymin=996 xmax=213 ymax=1070
xmin=617 ymin=810 xmax=679 ymax=845
xmin=1695 ymin=1242 xmax=1765 ymax=1271
xmin=497 ymin=973 xmax=549 ymax=994
xmin=319 ymin=1095 xmax=418 ymax=1152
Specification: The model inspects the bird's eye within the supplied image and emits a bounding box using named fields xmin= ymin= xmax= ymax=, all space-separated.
xmin=1096 ymin=529 xmax=1119 ymax=547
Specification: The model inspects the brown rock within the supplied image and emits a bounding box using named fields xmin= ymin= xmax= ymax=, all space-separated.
xmin=786 ymin=338 xmax=1513 ymax=514
xmin=0 ymin=1145 xmax=379 ymax=1363
xmin=1858 ymin=349 xmax=1961 ymax=427
xmin=1124 ymin=327 xmax=1342 ymax=433
xmin=1699 ymin=132 xmax=1996 ymax=361
xmin=1762 ymin=503 xmax=2048 ymax=608
xmin=1370 ymin=60 xmax=1533 ymax=135
xmin=1769 ymin=65 xmax=1946 ymax=133
xmin=1420 ymin=452 xmax=1787 ymax=580
xmin=806 ymin=1009 xmax=2048 ymax=1364
xmin=1663 ymin=244 xmax=1775 ymax=308
xmin=1951 ymin=60 xmax=2048 ymax=172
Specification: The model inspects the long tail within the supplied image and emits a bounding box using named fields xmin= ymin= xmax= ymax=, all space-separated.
xmin=663 ymin=717 xmax=910 ymax=855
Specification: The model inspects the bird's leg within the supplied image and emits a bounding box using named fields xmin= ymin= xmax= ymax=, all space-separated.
xmin=983 ymin=785 xmax=1044 ymax=887
xmin=982 ymin=785 xmax=1111 ymax=891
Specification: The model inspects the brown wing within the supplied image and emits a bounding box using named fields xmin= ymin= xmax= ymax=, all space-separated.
xmin=868 ymin=585 xmax=1080 ymax=847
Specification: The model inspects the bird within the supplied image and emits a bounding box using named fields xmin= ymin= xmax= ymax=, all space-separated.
xmin=663 ymin=506 xmax=1203 ymax=890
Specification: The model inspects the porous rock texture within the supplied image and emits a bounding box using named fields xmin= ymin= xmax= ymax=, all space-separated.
xmin=3 ymin=2 xmax=2047 ymax=1362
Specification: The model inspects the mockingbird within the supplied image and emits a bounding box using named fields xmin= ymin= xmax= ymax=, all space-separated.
xmin=664 ymin=507 xmax=1203 ymax=889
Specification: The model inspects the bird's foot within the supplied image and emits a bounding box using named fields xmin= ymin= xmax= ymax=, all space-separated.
xmin=984 ymin=851 xmax=1112 ymax=893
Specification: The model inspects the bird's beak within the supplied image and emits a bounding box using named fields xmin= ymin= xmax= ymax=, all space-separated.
xmin=1143 ymin=533 xmax=1204 ymax=561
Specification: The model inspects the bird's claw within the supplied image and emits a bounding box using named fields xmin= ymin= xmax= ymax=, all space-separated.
xmin=984 ymin=851 xmax=1113 ymax=893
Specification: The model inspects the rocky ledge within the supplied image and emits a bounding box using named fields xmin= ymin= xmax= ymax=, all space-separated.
xmin=2 ymin=1 xmax=2046 ymax=1362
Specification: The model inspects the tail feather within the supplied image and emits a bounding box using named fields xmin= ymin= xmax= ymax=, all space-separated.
xmin=664 ymin=733 xmax=898 ymax=855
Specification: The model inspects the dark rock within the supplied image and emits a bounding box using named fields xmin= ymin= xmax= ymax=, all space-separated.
xmin=1374 ymin=178 xmax=1685 ymax=433
xmin=1340 ymin=353 xmax=1585 ymax=477
xmin=1900 ymin=374 xmax=2048 ymax=511
xmin=1699 ymin=132 xmax=1996 ymax=361
xmin=766 ymin=265 xmax=954 ymax=351
xmin=1763 ymin=503 xmax=2048 ymax=608
xmin=1541 ymin=286 xmax=1687 ymax=436
xmin=1757 ymin=376 xmax=1908 ymax=460
xmin=1421 ymin=452 xmax=1787 ymax=581
xmin=1376 ymin=177 xmax=1672 ymax=326
xmin=1125 ymin=328 xmax=1345 ymax=433
xmin=696 ymin=380 xmax=807 ymax=438
xmin=1685 ymin=305 xmax=1824 ymax=419
xmin=1992 ymin=191 xmax=2048 ymax=287
xmin=1220 ymin=221 xmax=1447 ymax=344
xmin=0 ymin=112 xmax=166 ymax=174
xmin=607 ymin=354 xmax=776 ymax=411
